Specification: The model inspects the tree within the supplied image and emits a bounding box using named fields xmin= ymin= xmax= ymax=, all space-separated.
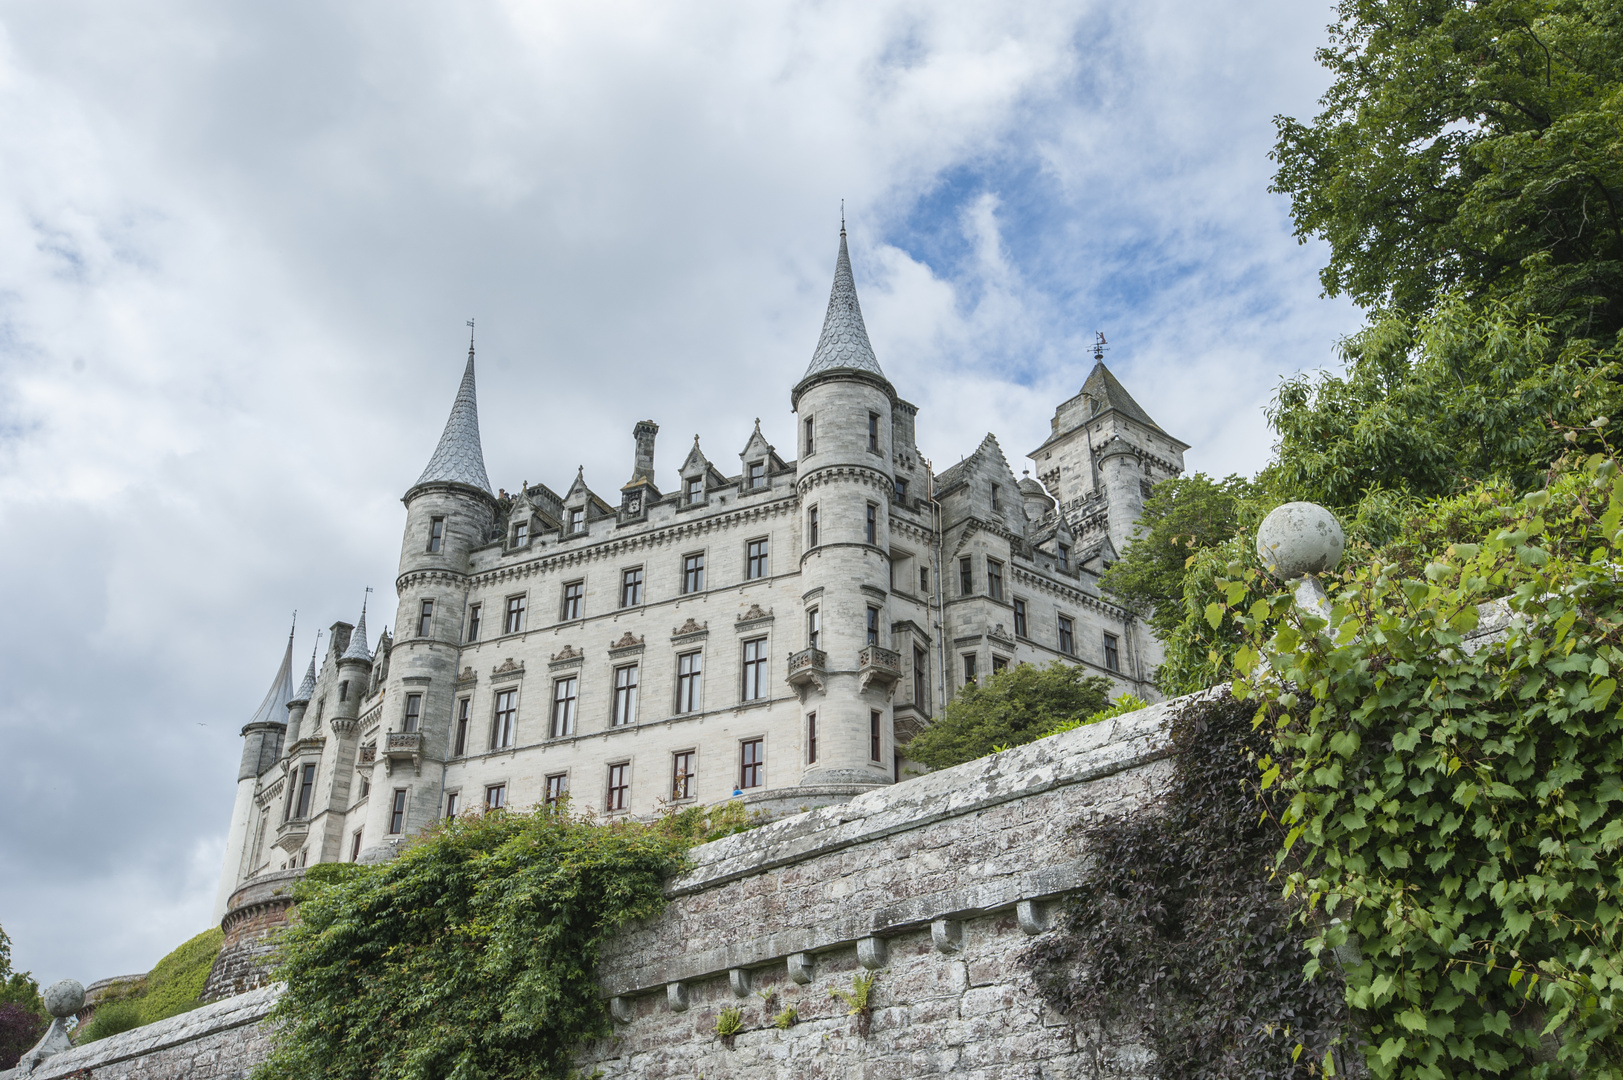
xmin=1101 ymin=474 xmax=1260 ymax=640
xmin=0 ymin=924 xmax=44 ymax=1070
xmin=1271 ymin=0 xmax=1623 ymax=341
xmin=905 ymin=662 xmax=1113 ymax=770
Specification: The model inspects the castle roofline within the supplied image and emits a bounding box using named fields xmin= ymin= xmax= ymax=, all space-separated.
xmin=793 ymin=228 xmax=891 ymax=404
xmin=411 ymin=340 xmax=493 ymax=498
xmin=245 ymin=622 xmax=296 ymax=728
xmin=1028 ymin=361 xmax=1189 ymax=457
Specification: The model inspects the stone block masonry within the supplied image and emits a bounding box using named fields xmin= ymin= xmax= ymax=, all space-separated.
xmin=17 ymin=694 xmax=1187 ymax=1078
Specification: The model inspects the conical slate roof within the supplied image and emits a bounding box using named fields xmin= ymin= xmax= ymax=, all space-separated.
xmin=341 ymin=602 xmax=372 ymax=663
xmin=246 ymin=625 xmax=296 ymax=727
xmin=800 ymin=230 xmax=885 ymax=384
xmin=414 ymin=345 xmax=492 ymax=494
xmin=289 ymin=651 xmax=318 ymax=705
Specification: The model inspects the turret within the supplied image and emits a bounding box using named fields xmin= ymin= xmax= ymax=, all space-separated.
xmin=1019 ymin=473 xmax=1053 ymax=532
xmin=359 ymin=333 xmax=497 ymax=860
xmin=213 ymin=622 xmax=296 ymax=920
xmin=789 ymin=227 xmax=898 ymax=789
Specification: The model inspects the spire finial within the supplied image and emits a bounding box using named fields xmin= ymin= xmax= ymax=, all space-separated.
xmin=840 ymin=199 xmax=845 ymax=237
xmin=467 ymin=318 xmax=476 ymax=355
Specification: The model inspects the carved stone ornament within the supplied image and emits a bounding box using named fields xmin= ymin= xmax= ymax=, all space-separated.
xmin=493 ymin=657 xmax=521 ymax=674
xmin=672 ymin=618 xmax=707 ymax=638
xmin=612 ymin=631 xmax=644 ymax=650
xmin=458 ymin=665 xmax=477 ymax=683
xmin=737 ymin=603 xmax=772 ymax=623
xmin=551 ymin=644 xmax=582 ymax=662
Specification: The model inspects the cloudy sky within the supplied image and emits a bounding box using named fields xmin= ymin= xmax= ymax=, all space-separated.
xmin=0 ymin=0 xmax=1361 ymax=981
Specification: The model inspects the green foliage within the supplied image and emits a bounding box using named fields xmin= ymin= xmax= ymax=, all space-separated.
xmin=652 ymin=799 xmax=763 ymax=844
xmin=906 ymin=661 xmax=1113 ymax=769
xmin=1270 ymin=299 xmax=1623 ymax=509
xmin=79 ymin=999 xmax=143 ymax=1043
xmin=714 ymin=1005 xmax=743 ymax=1047
xmin=255 ymin=806 xmax=690 ymax=1080
xmin=1271 ymin=0 xmax=1623 ymax=340
xmin=829 ymin=971 xmax=877 ymax=1036
xmin=1242 ymin=454 xmax=1623 ymax=1077
xmin=0 ymin=924 xmax=43 ymax=1016
xmin=771 ymin=1006 xmax=798 ymax=1030
xmin=1025 ymin=690 xmax=1353 ymax=1078
xmin=1102 ymin=473 xmax=1265 ymax=639
xmin=1042 ymin=693 xmax=1151 ymax=737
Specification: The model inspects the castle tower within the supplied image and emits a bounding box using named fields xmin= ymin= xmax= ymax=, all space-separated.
xmin=1028 ymin=358 xmax=1188 ymax=562
xmin=357 ymin=337 xmax=496 ymax=859
xmin=789 ymin=228 xmax=898 ymax=788
xmin=212 ymin=623 xmax=295 ymax=921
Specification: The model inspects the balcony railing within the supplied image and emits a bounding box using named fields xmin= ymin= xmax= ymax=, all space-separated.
xmin=357 ymin=744 xmax=377 ymax=765
xmin=786 ymin=647 xmax=827 ymax=692
xmin=273 ymin=818 xmax=309 ymax=853
xmin=859 ymin=645 xmax=903 ymax=692
xmin=383 ymin=730 xmax=423 ymax=777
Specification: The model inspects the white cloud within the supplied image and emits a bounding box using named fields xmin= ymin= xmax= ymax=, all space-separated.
xmin=0 ymin=0 xmax=1357 ymax=980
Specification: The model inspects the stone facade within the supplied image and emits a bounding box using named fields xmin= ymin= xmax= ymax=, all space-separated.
xmin=213 ymin=229 xmax=1187 ymax=915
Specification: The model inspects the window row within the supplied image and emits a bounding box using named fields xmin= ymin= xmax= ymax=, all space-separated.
xmin=458 ymin=539 xmax=773 ymax=641
xmin=450 ymin=644 xmax=775 ymax=754
xmin=804 ymin=501 xmax=884 ymax=549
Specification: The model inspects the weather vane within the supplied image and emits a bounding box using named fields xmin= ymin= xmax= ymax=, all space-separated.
xmin=1093 ymin=332 xmax=1109 ymax=362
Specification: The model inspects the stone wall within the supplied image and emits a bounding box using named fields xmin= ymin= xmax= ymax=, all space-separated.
xmin=203 ymin=870 xmax=302 ymax=1003
xmin=19 ymin=694 xmax=1184 ymax=1077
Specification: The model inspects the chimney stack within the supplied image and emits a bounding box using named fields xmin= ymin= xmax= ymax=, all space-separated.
xmin=632 ymin=421 xmax=659 ymax=483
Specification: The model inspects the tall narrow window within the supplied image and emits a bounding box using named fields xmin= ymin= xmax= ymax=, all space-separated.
xmin=807 ymin=607 xmax=820 ymax=649
xmin=454 ymin=698 xmax=470 ymax=756
xmin=428 ymin=517 xmax=445 ymax=553
xmin=742 ymin=638 xmax=766 ymax=701
xmin=740 ymin=739 xmax=764 ymax=789
xmin=748 ymin=461 xmax=766 ymax=489
xmin=444 ymin=792 xmax=459 ymax=818
xmin=894 ymin=478 xmax=908 ymax=504
xmin=606 ymin=763 xmax=630 ymax=811
xmin=620 ymin=568 xmax=643 ymax=607
xmin=485 ymin=785 xmax=506 ymax=812
xmin=746 ymin=538 xmax=769 ymax=579
xmin=920 ymin=567 xmax=929 ymax=593
xmin=402 ymin=693 xmax=422 ymax=733
xmin=672 ymin=751 xmax=695 ymax=800
xmin=351 ymin=830 xmax=364 ymax=861
xmin=561 ymin=581 xmax=583 ymax=621
xmin=686 ymin=478 xmax=703 ymax=505
xmin=1103 ymin=633 xmax=1120 ymax=672
xmin=389 ymin=789 xmax=407 ymax=834
xmin=913 ymin=646 xmax=927 ymax=708
xmin=295 ymin=763 xmax=316 ymax=819
xmin=870 ymin=711 xmax=882 ymax=761
xmin=418 ymin=599 xmax=434 ymax=637
xmin=612 ymin=665 xmax=639 ymax=726
xmin=963 ymin=653 xmax=978 ymax=684
xmin=682 ymin=552 xmax=705 ymax=594
xmin=808 ymin=506 xmax=819 ymax=548
xmin=987 ymin=560 xmax=1004 ymax=601
xmin=569 ymin=508 xmax=585 ymax=534
xmin=504 ymin=595 xmax=526 ymax=634
xmin=959 ymin=557 xmax=974 ymax=595
xmin=339 ymin=680 xmax=349 ymax=703
xmin=1058 ymin=615 xmax=1076 ymax=656
xmin=676 ymin=652 xmax=703 ymax=713
xmin=868 ymin=412 xmax=880 ymax=452
xmin=467 ymin=604 xmax=482 ymax=642
xmin=551 ymin=677 xmax=578 ymax=738
xmin=866 ymin=606 xmax=880 ymax=646
xmin=1057 ymin=544 xmax=1070 ymax=570
xmin=1013 ymin=598 xmax=1027 ymax=638
xmin=991 ymin=483 xmax=1001 ymax=510
xmin=807 ymin=714 xmax=817 ymax=763
xmin=360 ymin=775 xmax=369 ymax=798
xmin=992 ymin=655 xmax=1009 ymax=673
xmin=492 ymin=689 xmax=517 ymax=749
xmin=513 ymin=520 xmax=529 ymax=546
xmin=866 ymin=503 xmax=878 ymax=544
xmin=804 ymin=416 xmax=815 ymax=455
xmin=545 ymin=773 xmax=568 ymax=807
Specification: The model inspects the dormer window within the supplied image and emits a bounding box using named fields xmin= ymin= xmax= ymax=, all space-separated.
xmin=569 ymin=508 xmax=585 ymax=533
xmin=513 ymin=521 xmax=529 ymax=546
xmin=686 ymin=478 xmax=703 ymax=505
xmin=748 ymin=461 xmax=766 ymax=489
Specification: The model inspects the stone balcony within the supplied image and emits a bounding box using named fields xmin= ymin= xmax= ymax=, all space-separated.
xmin=383 ymin=731 xmax=423 ymax=777
xmin=272 ymin=818 xmax=308 ymax=853
xmin=357 ymin=743 xmax=376 ymax=767
xmin=859 ymin=645 xmax=902 ymax=693
xmin=786 ymin=647 xmax=827 ymax=694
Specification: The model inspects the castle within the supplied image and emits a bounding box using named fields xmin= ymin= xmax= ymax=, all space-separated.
xmin=213 ymin=229 xmax=1187 ymax=919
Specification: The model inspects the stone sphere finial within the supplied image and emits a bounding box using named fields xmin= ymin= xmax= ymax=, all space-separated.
xmin=1257 ymin=502 xmax=1345 ymax=580
xmin=43 ymin=979 xmax=85 ymax=1018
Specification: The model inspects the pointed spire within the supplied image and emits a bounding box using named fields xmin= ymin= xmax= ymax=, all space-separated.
xmin=290 ymin=641 xmax=319 ymax=705
xmin=414 ymin=334 xmax=493 ymax=495
xmin=341 ymin=592 xmax=373 ymax=663
xmin=1080 ymin=360 xmax=1167 ymax=434
xmin=801 ymin=228 xmax=885 ymax=384
xmin=246 ymin=618 xmax=298 ymax=726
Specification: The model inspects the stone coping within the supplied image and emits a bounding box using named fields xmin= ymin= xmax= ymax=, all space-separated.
xmin=3 ymin=985 xmax=281 ymax=1080
xmin=666 ymin=695 xmax=1177 ymax=899
xmin=223 ymin=868 xmax=306 ymax=927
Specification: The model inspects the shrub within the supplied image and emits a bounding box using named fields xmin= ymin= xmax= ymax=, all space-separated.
xmin=79 ymin=998 xmax=143 ymax=1044
xmin=137 ymin=928 xmax=223 ymax=1025
xmin=0 ymin=1002 xmax=47 ymax=1069
xmin=906 ymin=662 xmax=1113 ymax=769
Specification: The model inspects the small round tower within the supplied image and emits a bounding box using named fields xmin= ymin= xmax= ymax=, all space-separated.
xmin=789 ymin=228 xmax=898 ymax=789
xmin=358 ymin=337 xmax=496 ymax=860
